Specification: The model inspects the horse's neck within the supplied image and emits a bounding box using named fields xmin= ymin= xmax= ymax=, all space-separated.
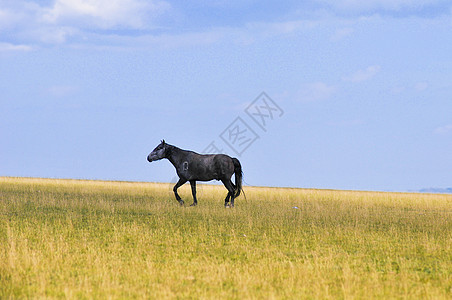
xmin=167 ymin=146 xmax=188 ymax=167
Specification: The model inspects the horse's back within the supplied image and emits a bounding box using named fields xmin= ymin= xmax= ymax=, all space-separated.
xmin=191 ymin=153 xmax=234 ymax=180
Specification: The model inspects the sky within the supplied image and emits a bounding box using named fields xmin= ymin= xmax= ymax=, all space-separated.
xmin=1 ymin=0 xmax=451 ymax=192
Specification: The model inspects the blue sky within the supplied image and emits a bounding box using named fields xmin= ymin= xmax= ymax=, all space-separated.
xmin=1 ymin=0 xmax=451 ymax=191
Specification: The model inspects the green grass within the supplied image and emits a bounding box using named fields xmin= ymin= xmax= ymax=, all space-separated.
xmin=1 ymin=177 xmax=451 ymax=299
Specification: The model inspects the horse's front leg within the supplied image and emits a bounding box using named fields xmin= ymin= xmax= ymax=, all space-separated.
xmin=173 ymin=178 xmax=187 ymax=205
xmin=189 ymin=180 xmax=197 ymax=206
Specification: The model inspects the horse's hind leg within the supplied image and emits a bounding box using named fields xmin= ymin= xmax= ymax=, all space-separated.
xmin=189 ymin=180 xmax=197 ymax=206
xmin=224 ymin=192 xmax=231 ymax=207
xmin=231 ymin=181 xmax=236 ymax=206
xmin=173 ymin=178 xmax=187 ymax=206
xmin=222 ymin=179 xmax=235 ymax=207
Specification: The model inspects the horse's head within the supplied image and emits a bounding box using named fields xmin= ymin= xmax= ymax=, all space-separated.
xmin=147 ymin=140 xmax=170 ymax=162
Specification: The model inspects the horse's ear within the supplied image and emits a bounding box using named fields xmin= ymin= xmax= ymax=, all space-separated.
xmin=162 ymin=139 xmax=165 ymax=145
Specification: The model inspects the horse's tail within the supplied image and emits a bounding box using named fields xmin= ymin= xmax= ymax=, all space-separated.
xmin=232 ymin=158 xmax=245 ymax=199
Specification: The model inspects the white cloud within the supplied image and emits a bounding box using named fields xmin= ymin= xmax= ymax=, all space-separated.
xmin=2 ymin=0 xmax=445 ymax=50
xmin=330 ymin=27 xmax=354 ymax=41
xmin=390 ymin=85 xmax=406 ymax=94
xmin=414 ymin=81 xmax=428 ymax=91
xmin=47 ymin=85 xmax=79 ymax=97
xmin=0 ymin=42 xmax=33 ymax=52
xmin=245 ymin=20 xmax=318 ymax=37
xmin=0 ymin=8 xmax=19 ymax=30
xmin=0 ymin=3 xmax=43 ymax=31
xmin=214 ymin=19 xmax=320 ymax=46
xmin=0 ymin=0 xmax=171 ymax=46
xmin=69 ymin=18 xmax=320 ymax=50
xmin=343 ymin=65 xmax=381 ymax=82
xmin=434 ymin=124 xmax=452 ymax=134
xmin=317 ymin=0 xmax=447 ymax=12
xmin=297 ymin=82 xmax=336 ymax=102
xmin=390 ymin=81 xmax=429 ymax=94
xmin=32 ymin=26 xmax=80 ymax=44
xmin=42 ymin=0 xmax=170 ymax=29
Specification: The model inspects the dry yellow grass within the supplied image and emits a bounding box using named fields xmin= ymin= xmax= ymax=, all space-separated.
xmin=1 ymin=177 xmax=451 ymax=298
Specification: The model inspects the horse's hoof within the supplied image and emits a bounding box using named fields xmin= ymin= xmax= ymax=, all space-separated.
xmin=190 ymin=202 xmax=197 ymax=207
xmin=179 ymin=200 xmax=185 ymax=206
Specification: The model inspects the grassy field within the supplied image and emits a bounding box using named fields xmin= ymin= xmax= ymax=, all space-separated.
xmin=1 ymin=177 xmax=451 ymax=299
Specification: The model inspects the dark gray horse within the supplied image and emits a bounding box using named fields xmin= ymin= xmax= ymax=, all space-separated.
xmin=147 ymin=140 xmax=243 ymax=207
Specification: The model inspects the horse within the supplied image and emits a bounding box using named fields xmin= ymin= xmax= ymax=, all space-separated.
xmin=147 ymin=140 xmax=243 ymax=207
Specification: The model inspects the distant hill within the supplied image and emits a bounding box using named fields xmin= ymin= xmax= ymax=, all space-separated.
xmin=417 ymin=188 xmax=452 ymax=194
